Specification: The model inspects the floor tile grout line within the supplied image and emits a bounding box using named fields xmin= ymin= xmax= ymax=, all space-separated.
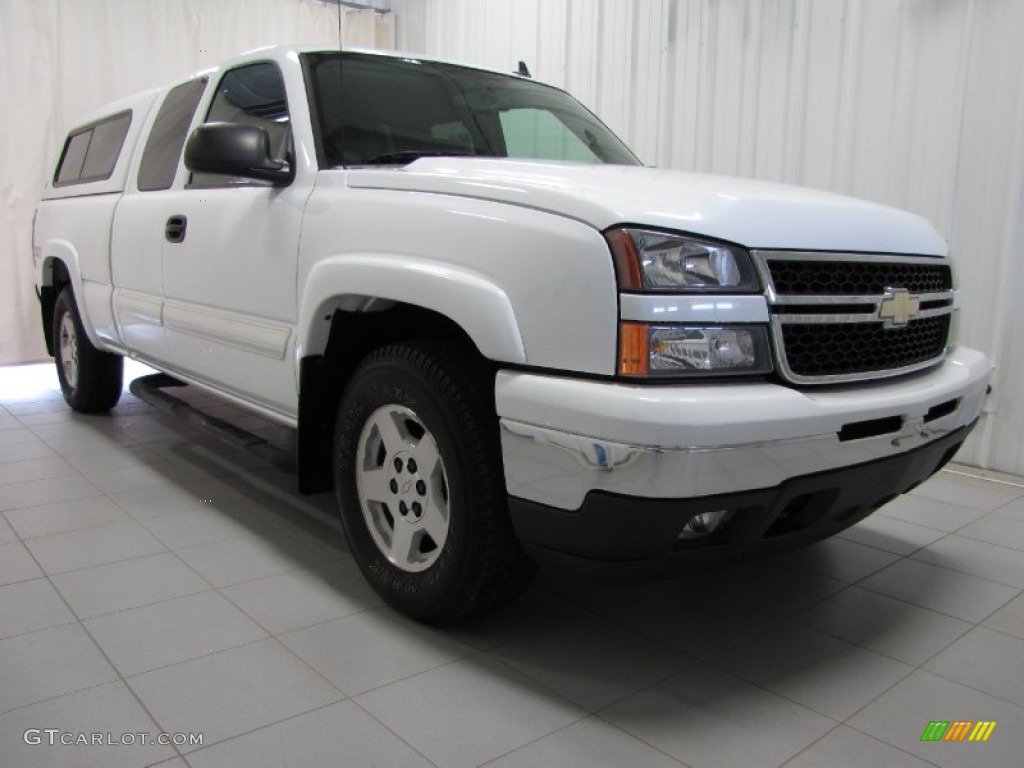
xmin=774 ymin=722 xmax=850 ymax=768
xmin=0 ymin=455 xmax=76 ymax=478
xmin=20 ymin=536 xmax=172 ymax=579
xmin=832 ymin=532 xmax=1024 ymax=642
xmin=217 ymin=581 xmax=378 ymax=640
xmin=977 ymin=618 xmax=1024 ymax=644
xmin=941 ymin=466 xmax=1024 ymax=490
xmin=892 ymin=663 xmax=1024 ymax=714
xmin=0 ymin=607 xmax=84 ymax=643
xmin=70 ymin=581 xmax=213 ymax=624
xmin=850 ymin=550 xmax=1024 ymax=617
xmin=134 ymin=511 xmax=299 ymax=553
xmin=785 ymin=599 xmax=977 ymax=671
xmin=905 ymin=546 xmax=1024 ymax=592
xmin=2 ymin=526 xmax=191 ymax=763
xmin=348 ymin=698 xmax=444 ymax=767
xmin=783 ymin=720 xmax=944 ymax=768
xmin=708 ymin=619 xmax=922 ymax=723
xmin=836 ymin=641 xmax=1024 ymax=733
xmin=588 ymin=712 xmax=695 ymax=768
xmin=588 ymin=658 xmax=846 ymax=762
xmin=349 ymin=645 xmax=490 ymax=700
xmin=4 ymin=505 xmax=140 ymax=543
xmin=946 ymin=526 xmax=1024 ymax=553
xmin=835 ymin=519 xmax=951 ymax=559
xmin=704 ymin=645 xmax=895 ymax=726
xmin=0 ymin=486 xmax=107 ymax=515
xmin=479 ymin=709 xmax=691 ymax=768
xmin=350 ymin=649 xmax=592 ymax=768
xmin=178 ymin=697 xmax=438 ymax=766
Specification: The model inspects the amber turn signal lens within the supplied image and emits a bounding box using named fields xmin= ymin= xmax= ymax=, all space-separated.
xmin=619 ymin=322 xmax=649 ymax=376
xmin=605 ymin=229 xmax=643 ymax=290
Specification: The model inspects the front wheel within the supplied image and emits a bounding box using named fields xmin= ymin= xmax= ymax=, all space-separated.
xmin=53 ymin=287 xmax=123 ymax=412
xmin=334 ymin=341 xmax=535 ymax=623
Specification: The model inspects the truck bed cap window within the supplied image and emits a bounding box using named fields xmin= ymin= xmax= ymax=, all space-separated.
xmin=54 ymin=111 xmax=132 ymax=186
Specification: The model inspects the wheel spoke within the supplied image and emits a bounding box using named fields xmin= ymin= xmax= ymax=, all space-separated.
xmin=371 ymin=409 xmax=409 ymax=455
xmin=389 ymin=519 xmax=417 ymax=565
xmin=359 ymin=466 xmax=391 ymax=505
xmin=420 ymin=503 xmax=449 ymax=549
xmin=414 ymin=430 xmax=441 ymax=477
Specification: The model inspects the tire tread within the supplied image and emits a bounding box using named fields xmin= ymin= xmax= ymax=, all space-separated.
xmin=337 ymin=340 xmax=535 ymax=623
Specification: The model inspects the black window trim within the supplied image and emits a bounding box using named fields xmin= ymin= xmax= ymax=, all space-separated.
xmin=53 ymin=110 xmax=133 ymax=187
xmin=186 ymin=59 xmax=292 ymax=190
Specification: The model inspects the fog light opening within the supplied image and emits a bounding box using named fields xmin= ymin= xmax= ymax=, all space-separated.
xmin=677 ymin=509 xmax=733 ymax=541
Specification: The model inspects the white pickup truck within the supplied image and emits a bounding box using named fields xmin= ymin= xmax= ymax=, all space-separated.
xmin=34 ymin=45 xmax=989 ymax=622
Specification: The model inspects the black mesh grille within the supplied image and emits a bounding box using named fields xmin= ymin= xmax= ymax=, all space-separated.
xmin=768 ymin=259 xmax=952 ymax=295
xmin=781 ymin=316 xmax=950 ymax=377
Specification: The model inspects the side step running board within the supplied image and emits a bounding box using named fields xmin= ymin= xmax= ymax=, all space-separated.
xmin=129 ymin=373 xmax=296 ymax=472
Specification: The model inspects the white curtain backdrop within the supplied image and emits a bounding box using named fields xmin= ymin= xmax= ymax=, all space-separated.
xmin=0 ymin=0 xmax=395 ymax=364
xmin=391 ymin=0 xmax=1024 ymax=476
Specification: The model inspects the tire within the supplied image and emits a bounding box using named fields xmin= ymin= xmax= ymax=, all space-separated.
xmin=53 ymin=287 xmax=123 ymax=413
xmin=334 ymin=341 xmax=535 ymax=623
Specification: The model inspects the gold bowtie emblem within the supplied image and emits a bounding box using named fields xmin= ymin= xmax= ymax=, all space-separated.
xmin=878 ymin=288 xmax=920 ymax=327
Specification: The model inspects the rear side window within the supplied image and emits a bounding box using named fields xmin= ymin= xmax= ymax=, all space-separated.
xmin=137 ymin=79 xmax=207 ymax=191
xmin=54 ymin=112 xmax=132 ymax=185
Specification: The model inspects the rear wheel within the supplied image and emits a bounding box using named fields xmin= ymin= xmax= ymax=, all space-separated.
xmin=53 ymin=287 xmax=123 ymax=412
xmin=334 ymin=341 xmax=535 ymax=623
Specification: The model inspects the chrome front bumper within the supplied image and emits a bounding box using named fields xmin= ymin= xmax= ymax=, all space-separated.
xmin=497 ymin=346 xmax=989 ymax=511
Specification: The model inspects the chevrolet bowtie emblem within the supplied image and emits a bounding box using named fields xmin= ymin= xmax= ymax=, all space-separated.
xmin=878 ymin=288 xmax=920 ymax=328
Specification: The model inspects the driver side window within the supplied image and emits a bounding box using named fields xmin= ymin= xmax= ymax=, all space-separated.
xmin=190 ymin=62 xmax=291 ymax=187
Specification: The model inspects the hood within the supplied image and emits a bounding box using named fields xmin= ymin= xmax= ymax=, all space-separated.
xmin=346 ymin=158 xmax=947 ymax=255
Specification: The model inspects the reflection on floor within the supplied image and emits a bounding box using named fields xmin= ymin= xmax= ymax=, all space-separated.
xmin=1 ymin=361 xmax=1023 ymax=768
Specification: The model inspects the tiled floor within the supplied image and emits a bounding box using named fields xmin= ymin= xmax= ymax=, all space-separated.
xmin=2 ymin=360 xmax=1024 ymax=767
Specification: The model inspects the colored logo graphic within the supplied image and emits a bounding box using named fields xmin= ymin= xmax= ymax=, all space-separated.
xmin=921 ymin=721 xmax=997 ymax=742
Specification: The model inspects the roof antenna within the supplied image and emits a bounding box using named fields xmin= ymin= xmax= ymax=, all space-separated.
xmin=516 ymin=61 xmax=532 ymax=78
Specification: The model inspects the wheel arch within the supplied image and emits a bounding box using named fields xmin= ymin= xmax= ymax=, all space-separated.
xmin=296 ymin=254 xmax=526 ymax=365
xmin=38 ymin=252 xmax=75 ymax=356
xmin=295 ymin=257 xmax=524 ymax=494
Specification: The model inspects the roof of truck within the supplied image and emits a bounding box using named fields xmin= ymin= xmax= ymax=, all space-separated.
xmin=215 ymin=43 xmax=534 ymax=79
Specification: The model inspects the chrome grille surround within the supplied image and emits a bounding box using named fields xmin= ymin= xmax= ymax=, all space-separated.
xmin=752 ymin=251 xmax=956 ymax=385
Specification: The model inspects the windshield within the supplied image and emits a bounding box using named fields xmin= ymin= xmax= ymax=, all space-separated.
xmin=302 ymin=52 xmax=641 ymax=167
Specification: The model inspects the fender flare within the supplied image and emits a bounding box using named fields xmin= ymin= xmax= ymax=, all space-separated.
xmin=296 ymin=254 xmax=527 ymax=365
xmin=38 ymin=240 xmax=104 ymax=349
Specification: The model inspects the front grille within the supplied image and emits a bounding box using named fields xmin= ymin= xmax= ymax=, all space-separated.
xmin=781 ymin=316 xmax=950 ymax=377
xmin=754 ymin=252 xmax=955 ymax=384
xmin=768 ymin=259 xmax=952 ymax=295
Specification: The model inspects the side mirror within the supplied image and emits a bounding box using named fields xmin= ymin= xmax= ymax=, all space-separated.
xmin=184 ymin=122 xmax=293 ymax=185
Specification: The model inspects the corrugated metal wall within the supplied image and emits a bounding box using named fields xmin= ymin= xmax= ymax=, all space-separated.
xmin=391 ymin=0 xmax=1024 ymax=476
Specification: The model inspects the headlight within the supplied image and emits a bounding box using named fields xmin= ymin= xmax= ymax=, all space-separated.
xmin=606 ymin=228 xmax=759 ymax=292
xmin=620 ymin=323 xmax=773 ymax=376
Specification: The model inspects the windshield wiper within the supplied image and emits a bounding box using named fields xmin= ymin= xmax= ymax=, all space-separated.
xmin=365 ymin=150 xmax=477 ymax=166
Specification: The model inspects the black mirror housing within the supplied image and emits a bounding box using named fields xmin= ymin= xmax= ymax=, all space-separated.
xmin=184 ymin=122 xmax=293 ymax=185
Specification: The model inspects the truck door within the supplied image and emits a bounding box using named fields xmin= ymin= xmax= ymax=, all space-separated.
xmin=111 ymin=79 xmax=208 ymax=365
xmin=158 ymin=61 xmax=308 ymax=420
